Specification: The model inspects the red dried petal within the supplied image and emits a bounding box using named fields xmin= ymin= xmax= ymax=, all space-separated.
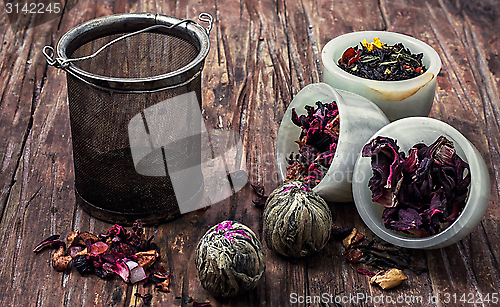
xmin=342 ymin=249 xmax=363 ymax=263
xmin=340 ymin=47 xmax=357 ymax=65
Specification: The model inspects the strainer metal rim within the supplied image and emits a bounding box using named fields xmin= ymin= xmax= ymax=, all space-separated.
xmin=55 ymin=12 xmax=210 ymax=91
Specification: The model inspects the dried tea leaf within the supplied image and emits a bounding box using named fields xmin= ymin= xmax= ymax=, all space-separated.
xmin=338 ymin=39 xmax=426 ymax=81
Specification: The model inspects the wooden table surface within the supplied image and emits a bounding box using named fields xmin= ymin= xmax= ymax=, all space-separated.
xmin=1 ymin=0 xmax=500 ymax=306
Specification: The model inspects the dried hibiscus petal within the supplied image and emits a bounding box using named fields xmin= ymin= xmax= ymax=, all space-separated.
xmin=357 ymin=269 xmax=376 ymax=277
xmin=252 ymin=196 xmax=268 ymax=208
xmin=251 ymin=184 xmax=265 ymax=197
xmin=362 ymin=136 xmax=406 ymax=207
xmin=342 ymin=249 xmax=363 ymax=263
xmin=286 ymin=101 xmax=340 ymax=189
xmin=251 ymin=184 xmax=268 ymax=208
xmin=364 ymin=136 xmax=470 ymax=237
xmin=33 ymin=235 xmax=65 ymax=253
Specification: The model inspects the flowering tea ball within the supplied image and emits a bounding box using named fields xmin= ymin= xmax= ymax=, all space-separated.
xmin=263 ymin=181 xmax=332 ymax=258
xmin=195 ymin=221 xmax=266 ymax=298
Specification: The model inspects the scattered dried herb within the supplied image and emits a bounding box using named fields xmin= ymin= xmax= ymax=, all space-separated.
xmin=52 ymin=246 xmax=73 ymax=271
xmin=332 ymin=226 xmax=426 ymax=274
xmin=286 ymin=101 xmax=340 ymax=189
xmin=263 ymin=181 xmax=332 ymax=258
xmin=33 ymin=235 xmax=65 ymax=253
xmin=145 ymin=266 xmax=171 ymax=292
xmin=362 ymin=136 xmax=471 ymax=237
xmin=195 ymin=221 xmax=266 ymax=298
xmin=342 ymin=249 xmax=363 ymax=263
xmin=134 ymin=293 xmax=153 ymax=306
xmin=342 ymin=228 xmax=364 ymax=249
xmin=251 ymin=184 xmax=268 ymax=208
xmin=34 ymin=219 xmax=165 ymax=299
xmin=356 ymin=269 xmax=376 ymax=277
xmin=370 ymin=268 xmax=408 ymax=290
xmin=338 ymin=38 xmax=427 ymax=81
xmin=330 ymin=224 xmax=354 ymax=242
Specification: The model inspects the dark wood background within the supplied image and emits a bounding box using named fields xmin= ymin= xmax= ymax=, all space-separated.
xmin=1 ymin=0 xmax=499 ymax=306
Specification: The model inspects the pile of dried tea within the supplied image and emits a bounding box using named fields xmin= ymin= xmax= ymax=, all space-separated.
xmin=263 ymin=181 xmax=332 ymax=258
xmin=362 ymin=136 xmax=471 ymax=237
xmin=338 ymin=38 xmax=426 ymax=81
xmin=286 ymin=100 xmax=340 ymax=188
xmin=331 ymin=225 xmax=418 ymax=290
xmin=34 ymin=220 xmax=169 ymax=291
xmin=195 ymin=221 xmax=265 ymax=298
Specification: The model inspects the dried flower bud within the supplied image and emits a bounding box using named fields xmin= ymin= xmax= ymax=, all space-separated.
xmin=263 ymin=181 xmax=332 ymax=258
xmin=195 ymin=221 xmax=265 ymax=297
xmin=52 ymin=246 xmax=72 ymax=271
xmin=370 ymin=268 xmax=407 ymax=290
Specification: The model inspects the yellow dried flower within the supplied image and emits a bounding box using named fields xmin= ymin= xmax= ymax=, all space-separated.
xmin=362 ymin=39 xmax=374 ymax=51
xmin=373 ymin=37 xmax=384 ymax=49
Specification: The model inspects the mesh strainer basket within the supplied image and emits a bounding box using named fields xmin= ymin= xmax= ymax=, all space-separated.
xmin=43 ymin=13 xmax=212 ymax=224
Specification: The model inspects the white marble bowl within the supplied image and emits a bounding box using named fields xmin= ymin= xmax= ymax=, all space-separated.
xmin=352 ymin=117 xmax=490 ymax=249
xmin=275 ymin=83 xmax=389 ymax=202
xmin=322 ymin=31 xmax=441 ymax=121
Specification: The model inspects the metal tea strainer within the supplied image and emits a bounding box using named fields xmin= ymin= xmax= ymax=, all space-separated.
xmin=43 ymin=12 xmax=212 ymax=224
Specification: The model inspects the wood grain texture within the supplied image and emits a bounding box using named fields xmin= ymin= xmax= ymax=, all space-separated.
xmin=0 ymin=0 xmax=499 ymax=306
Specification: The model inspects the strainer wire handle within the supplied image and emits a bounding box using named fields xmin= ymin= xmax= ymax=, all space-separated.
xmin=43 ymin=13 xmax=213 ymax=69
xmin=198 ymin=13 xmax=213 ymax=35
